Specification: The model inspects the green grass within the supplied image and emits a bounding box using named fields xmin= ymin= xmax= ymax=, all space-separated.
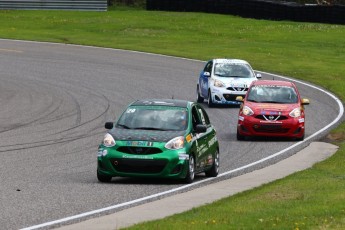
xmin=1 ymin=6 xmax=345 ymax=229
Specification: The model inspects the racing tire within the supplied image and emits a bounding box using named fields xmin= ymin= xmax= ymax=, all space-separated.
xmin=196 ymin=85 xmax=204 ymax=103
xmin=97 ymin=171 xmax=112 ymax=183
xmin=184 ymin=155 xmax=195 ymax=184
xmin=205 ymin=150 xmax=219 ymax=177
xmin=207 ymin=90 xmax=214 ymax=108
xmin=236 ymin=129 xmax=245 ymax=141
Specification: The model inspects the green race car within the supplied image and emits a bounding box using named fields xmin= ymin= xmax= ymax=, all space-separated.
xmin=97 ymin=99 xmax=220 ymax=183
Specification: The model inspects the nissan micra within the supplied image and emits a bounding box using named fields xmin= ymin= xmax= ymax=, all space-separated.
xmin=197 ymin=59 xmax=261 ymax=107
xmin=97 ymin=99 xmax=219 ymax=183
xmin=236 ymin=80 xmax=310 ymax=141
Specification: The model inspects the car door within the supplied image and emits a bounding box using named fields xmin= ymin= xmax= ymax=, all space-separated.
xmin=199 ymin=60 xmax=213 ymax=98
xmin=191 ymin=104 xmax=216 ymax=172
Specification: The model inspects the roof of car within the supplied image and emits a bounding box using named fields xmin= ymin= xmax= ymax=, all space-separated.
xmin=213 ymin=59 xmax=250 ymax=65
xmin=251 ymin=80 xmax=294 ymax=87
xmin=130 ymin=99 xmax=190 ymax=108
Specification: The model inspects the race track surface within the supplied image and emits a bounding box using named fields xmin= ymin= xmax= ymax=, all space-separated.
xmin=0 ymin=39 xmax=341 ymax=229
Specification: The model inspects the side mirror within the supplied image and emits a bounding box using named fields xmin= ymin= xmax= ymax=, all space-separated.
xmin=301 ymin=98 xmax=310 ymax=105
xmin=256 ymin=73 xmax=262 ymax=78
xmin=203 ymin=72 xmax=211 ymax=77
xmin=236 ymin=96 xmax=244 ymax=102
xmin=105 ymin=122 xmax=114 ymax=129
xmin=195 ymin=124 xmax=207 ymax=133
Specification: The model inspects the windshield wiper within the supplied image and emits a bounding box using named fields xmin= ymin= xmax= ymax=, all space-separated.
xmin=259 ymin=101 xmax=282 ymax=104
xmin=134 ymin=127 xmax=166 ymax=131
xmin=116 ymin=124 xmax=131 ymax=129
xmin=214 ymin=74 xmax=227 ymax=77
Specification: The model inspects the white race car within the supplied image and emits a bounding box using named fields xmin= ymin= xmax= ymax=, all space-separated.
xmin=197 ymin=59 xmax=261 ymax=107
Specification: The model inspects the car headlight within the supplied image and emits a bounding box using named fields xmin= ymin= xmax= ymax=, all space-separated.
xmin=242 ymin=106 xmax=254 ymax=116
xmin=214 ymin=79 xmax=225 ymax=88
xmin=289 ymin=108 xmax=301 ymax=118
xmin=165 ymin=136 xmax=185 ymax=150
xmin=103 ymin=133 xmax=116 ymax=147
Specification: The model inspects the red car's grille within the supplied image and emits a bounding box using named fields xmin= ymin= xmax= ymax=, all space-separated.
xmin=116 ymin=146 xmax=162 ymax=155
xmin=253 ymin=124 xmax=289 ymax=133
xmin=110 ymin=158 xmax=167 ymax=174
xmin=255 ymin=115 xmax=288 ymax=121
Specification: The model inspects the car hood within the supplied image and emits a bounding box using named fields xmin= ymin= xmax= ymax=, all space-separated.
xmin=109 ymin=128 xmax=186 ymax=143
xmin=214 ymin=77 xmax=256 ymax=87
xmin=246 ymin=102 xmax=299 ymax=114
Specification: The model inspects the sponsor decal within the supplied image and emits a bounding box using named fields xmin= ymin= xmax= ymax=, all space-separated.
xmin=197 ymin=144 xmax=208 ymax=157
xmin=126 ymin=108 xmax=136 ymax=113
xmin=201 ymin=81 xmax=208 ymax=90
xmin=298 ymin=118 xmax=305 ymax=123
xmin=260 ymin=121 xmax=282 ymax=124
xmin=186 ymin=134 xmax=192 ymax=143
xmin=208 ymin=136 xmax=217 ymax=147
xmin=257 ymin=104 xmax=288 ymax=110
xmin=98 ymin=149 xmax=107 ymax=157
xmin=238 ymin=116 xmax=244 ymax=121
xmin=178 ymin=153 xmax=188 ymax=160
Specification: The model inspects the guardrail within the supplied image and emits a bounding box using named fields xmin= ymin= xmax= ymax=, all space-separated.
xmin=0 ymin=0 xmax=107 ymax=11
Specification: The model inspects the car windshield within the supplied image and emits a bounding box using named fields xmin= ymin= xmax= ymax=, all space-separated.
xmin=247 ymin=85 xmax=298 ymax=104
xmin=214 ymin=63 xmax=254 ymax=78
xmin=116 ymin=106 xmax=188 ymax=131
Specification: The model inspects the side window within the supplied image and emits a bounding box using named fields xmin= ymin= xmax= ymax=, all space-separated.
xmin=196 ymin=106 xmax=210 ymax=126
xmin=192 ymin=105 xmax=211 ymax=128
xmin=204 ymin=61 xmax=213 ymax=73
xmin=191 ymin=106 xmax=202 ymax=129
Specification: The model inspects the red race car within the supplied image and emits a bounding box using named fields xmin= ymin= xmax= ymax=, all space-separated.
xmin=236 ymin=80 xmax=310 ymax=141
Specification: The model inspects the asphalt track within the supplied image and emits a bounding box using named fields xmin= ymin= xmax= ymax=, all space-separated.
xmin=0 ymin=39 xmax=343 ymax=230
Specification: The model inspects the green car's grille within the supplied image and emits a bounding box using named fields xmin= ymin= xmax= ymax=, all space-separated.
xmin=116 ymin=146 xmax=162 ymax=155
xmin=111 ymin=158 xmax=167 ymax=174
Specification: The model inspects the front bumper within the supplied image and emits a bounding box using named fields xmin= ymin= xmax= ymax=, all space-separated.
xmin=210 ymin=87 xmax=247 ymax=105
xmin=237 ymin=115 xmax=305 ymax=138
xmin=97 ymin=147 xmax=189 ymax=179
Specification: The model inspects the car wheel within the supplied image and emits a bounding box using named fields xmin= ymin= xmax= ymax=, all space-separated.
xmin=205 ymin=150 xmax=219 ymax=177
xmin=97 ymin=171 xmax=112 ymax=183
xmin=184 ymin=155 xmax=195 ymax=183
xmin=237 ymin=129 xmax=245 ymax=141
xmin=207 ymin=90 xmax=214 ymax=107
xmin=196 ymin=85 xmax=204 ymax=103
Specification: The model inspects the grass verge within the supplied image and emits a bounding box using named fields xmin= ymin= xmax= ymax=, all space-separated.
xmin=0 ymin=6 xmax=344 ymax=229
